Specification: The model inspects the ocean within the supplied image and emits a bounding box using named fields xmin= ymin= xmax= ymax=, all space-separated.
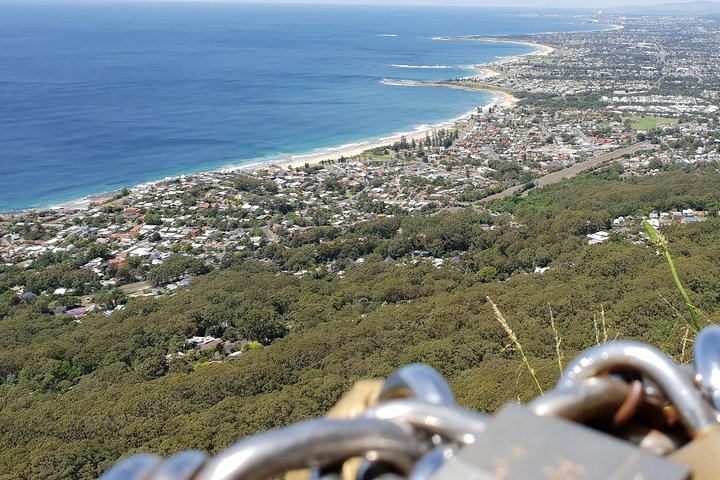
xmin=0 ymin=2 xmax=610 ymax=211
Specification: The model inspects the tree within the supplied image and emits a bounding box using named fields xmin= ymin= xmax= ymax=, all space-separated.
xmin=477 ymin=265 xmax=498 ymax=283
xmin=86 ymin=243 xmax=111 ymax=261
xmin=238 ymin=308 xmax=288 ymax=345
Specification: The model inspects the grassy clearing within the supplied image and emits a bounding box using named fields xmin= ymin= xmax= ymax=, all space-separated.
xmin=630 ymin=116 xmax=678 ymax=131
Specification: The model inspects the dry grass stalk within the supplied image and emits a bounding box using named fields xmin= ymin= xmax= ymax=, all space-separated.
xmin=515 ymin=363 xmax=523 ymax=387
xmin=680 ymin=325 xmax=691 ymax=364
xmin=600 ymin=305 xmax=608 ymax=343
xmin=593 ymin=314 xmax=600 ymax=345
xmin=487 ymin=296 xmax=544 ymax=395
xmin=657 ymin=290 xmax=690 ymax=328
xmin=548 ymin=304 xmax=563 ymax=374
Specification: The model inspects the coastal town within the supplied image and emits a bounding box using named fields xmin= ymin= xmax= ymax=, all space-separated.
xmin=8 ymin=5 xmax=720 ymax=478
xmin=2 ymin=10 xmax=720 ymax=355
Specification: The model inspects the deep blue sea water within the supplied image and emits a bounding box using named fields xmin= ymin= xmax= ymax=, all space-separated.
xmin=0 ymin=2 xmax=609 ymax=211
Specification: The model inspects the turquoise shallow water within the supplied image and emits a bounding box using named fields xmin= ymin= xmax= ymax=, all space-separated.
xmin=0 ymin=2 xmax=609 ymax=211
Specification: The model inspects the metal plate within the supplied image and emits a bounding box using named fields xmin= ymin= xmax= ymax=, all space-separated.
xmin=430 ymin=404 xmax=690 ymax=480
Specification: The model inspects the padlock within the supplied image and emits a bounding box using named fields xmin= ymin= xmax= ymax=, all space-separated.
xmin=315 ymin=365 xmax=455 ymax=480
xmin=425 ymin=404 xmax=691 ymax=479
xmin=290 ymin=379 xmax=386 ymax=480
xmin=530 ymin=375 xmax=631 ymax=422
xmin=530 ymin=374 xmax=690 ymax=456
xmin=100 ymin=327 xmax=720 ymax=480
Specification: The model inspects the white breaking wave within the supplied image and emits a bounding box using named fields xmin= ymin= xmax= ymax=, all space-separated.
xmin=379 ymin=124 xmax=434 ymax=142
xmin=337 ymin=143 xmax=364 ymax=149
xmin=377 ymin=34 xmax=398 ymax=37
xmin=389 ymin=64 xmax=453 ymax=69
xmin=380 ymin=79 xmax=422 ymax=87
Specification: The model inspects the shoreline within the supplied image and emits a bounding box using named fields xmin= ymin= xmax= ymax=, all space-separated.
xmin=432 ymin=36 xmax=556 ymax=57
xmin=275 ymin=101 xmax=496 ymax=169
xmin=245 ymin=36 xmax=554 ymax=171
xmin=28 ymin=42 xmax=538 ymax=214
xmin=381 ymin=79 xmax=517 ymax=108
xmin=8 ymin=33 xmax=575 ymax=214
xmin=486 ymin=39 xmax=556 ymax=57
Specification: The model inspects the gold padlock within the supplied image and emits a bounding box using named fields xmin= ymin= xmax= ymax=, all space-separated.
xmin=285 ymin=379 xmax=385 ymax=480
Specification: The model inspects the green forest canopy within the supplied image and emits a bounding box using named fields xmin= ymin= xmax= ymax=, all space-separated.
xmin=1 ymin=167 xmax=720 ymax=478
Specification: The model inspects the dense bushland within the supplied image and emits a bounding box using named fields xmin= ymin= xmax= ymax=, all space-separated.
xmin=1 ymin=167 xmax=720 ymax=478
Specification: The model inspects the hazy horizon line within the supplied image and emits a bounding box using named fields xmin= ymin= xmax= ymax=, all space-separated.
xmin=3 ymin=0 xmax=716 ymax=8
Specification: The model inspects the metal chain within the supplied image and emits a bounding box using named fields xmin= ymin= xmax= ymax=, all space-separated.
xmin=101 ymin=325 xmax=720 ymax=480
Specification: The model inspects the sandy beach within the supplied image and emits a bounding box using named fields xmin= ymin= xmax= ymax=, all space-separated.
xmin=482 ymin=38 xmax=557 ymax=57
xmin=283 ymin=131 xmax=433 ymax=168
xmin=280 ymin=114 xmax=478 ymax=169
xmin=432 ymin=35 xmax=556 ymax=57
xmin=275 ymin=92 xmax=518 ymax=169
xmin=469 ymin=66 xmax=501 ymax=78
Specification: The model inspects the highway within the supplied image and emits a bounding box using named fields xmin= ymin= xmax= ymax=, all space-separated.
xmin=482 ymin=142 xmax=651 ymax=202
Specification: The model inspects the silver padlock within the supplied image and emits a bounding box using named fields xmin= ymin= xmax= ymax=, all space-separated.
xmin=666 ymin=325 xmax=720 ymax=480
xmin=425 ymin=404 xmax=691 ymax=479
